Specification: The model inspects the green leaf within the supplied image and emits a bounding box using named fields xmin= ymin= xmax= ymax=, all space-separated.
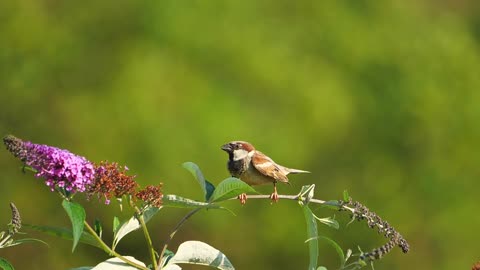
xmin=298 ymin=185 xmax=315 ymax=205
xmin=343 ymin=190 xmax=350 ymax=202
xmin=162 ymin=264 xmax=182 ymax=270
xmin=61 ymin=200 xmax=86 ymax=252
xmin=165 ymin=241 xmax=234 ymax=270
xmin=143 ymin=206 xmax=161 ymax=221
xmin=94 ymin=219 xmax=102 ymax=238
xmin=317 ymin=236 xmax=345 ymax=268
xmin=210 ymin=177 xmax=257 ymax=202
xmin=24 ymin=224 xmax=102 ymax=249
xmin=317 ymin=267 xmax=327 ymax=270
xmin=312 ymin=215 xmax=339 ymax=229
xmin=0 ymin=257 xmax=14 ymax=270
xmin=161 ymin=249 xmax=175 ymax=268
xmin=163 ymin=195 xmax=236 ymax=216
xmin=318 ymin=200 xmax=343 ymax=210
xmin=204 ymin=181 xmax=215 ymax=201
xmin=8 ymin=238 xmax=48 ymax=247
xmin=302 ymin=205 xmax=318 ymax=270
xmin=69 ymin=267 xmax=92 ymax=270
xmin=113 ymin=207 xmax=161 ymax=249
xmin=345 ymin=249 xmax=353 ymax=262
xmin=182 ymin=162 xmax=216 ymax=201
xmin=112 ymin=217 xmax=120 ymax=237
xmin=91 ymin=256 xmax=146 ymax=269
xmin=163 ymin=195 xmax=215 ymax=209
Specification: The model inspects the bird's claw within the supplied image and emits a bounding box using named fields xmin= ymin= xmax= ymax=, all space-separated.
xmin=238 ymin=193 xmax=247 ymax=205
xmin=269 ymin=192 xmax=279 ymax=203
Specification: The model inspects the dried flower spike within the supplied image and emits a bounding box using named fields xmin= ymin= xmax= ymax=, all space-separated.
xmin=344 ymin=200 xmax=409 ymax=261
xmin=136 ymin=184 xmax=163 ymax=208
xmin=87 ymin=161 xmax=138 ymax=204
xmin=3 ymin=135 xmax=95 ymax=193
xmin=9 ymin=203 xmax=21 ymax=235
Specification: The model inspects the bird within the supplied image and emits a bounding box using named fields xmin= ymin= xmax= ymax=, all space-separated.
xmin=221 ymin=141 xmax=310 ymax=204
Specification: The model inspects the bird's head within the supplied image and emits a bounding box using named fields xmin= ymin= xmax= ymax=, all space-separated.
xmin=221 ymin=141 xmax=255 ymax=161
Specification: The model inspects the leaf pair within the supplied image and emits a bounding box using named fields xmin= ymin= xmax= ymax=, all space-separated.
xmin=183 ymin=162 xmax=257 ymax=203
xmin=113 ymin=207 xmax=160 ymax=250
xmin=70 ymin=241 xmax=235 ymax=270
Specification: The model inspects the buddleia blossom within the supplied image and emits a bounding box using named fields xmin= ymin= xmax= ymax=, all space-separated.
xmin=4 ymin=135 xmax=163 ymax=207
xmin=3 ymin=135 xmax=95 ymax=193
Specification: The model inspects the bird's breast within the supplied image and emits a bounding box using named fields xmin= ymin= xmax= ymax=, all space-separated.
xmin=228 ymin=159 xmax=274 ymax=186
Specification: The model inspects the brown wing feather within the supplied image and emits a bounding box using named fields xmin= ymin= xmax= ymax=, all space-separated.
xmin=252 ymin=151 xmax=289 ymax=183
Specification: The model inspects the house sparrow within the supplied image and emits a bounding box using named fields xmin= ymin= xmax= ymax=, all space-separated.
xmin=221 ymin=141 xmax=309 ymax=204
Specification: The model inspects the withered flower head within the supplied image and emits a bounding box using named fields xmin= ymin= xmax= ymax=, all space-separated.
xmin=344 ymin=200 xmax=409 ymax=261
xmin=87 ymin=161 xmax=138 ymax=204
xmin=135 ymin=184 xmax=163 ymax=208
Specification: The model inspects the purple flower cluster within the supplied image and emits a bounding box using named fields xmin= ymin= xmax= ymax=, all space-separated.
xmin=4 ymin=135 xmax=95 ymax=193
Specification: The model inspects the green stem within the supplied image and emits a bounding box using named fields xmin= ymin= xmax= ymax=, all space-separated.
xmin=84 ymin=221 xmax=149 ymax=270
xmin=156 ymin=208 xmax=202 ymax=270
xmin=136 ymin=207 xmax=158 ymax=270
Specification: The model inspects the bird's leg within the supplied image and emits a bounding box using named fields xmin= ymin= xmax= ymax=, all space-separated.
xmin=269 ymin=182 xmax=279 ymax=203
xmin=238 ymin=193 xmax=247 ymax=205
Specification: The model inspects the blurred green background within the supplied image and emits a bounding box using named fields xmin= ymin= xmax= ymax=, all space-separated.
xmin=1 ymin=1 xmax=479 ymax=269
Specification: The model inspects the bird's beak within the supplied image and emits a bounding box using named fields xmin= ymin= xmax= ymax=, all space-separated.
xmin=221 ymin=143 xmax=232 ymax=152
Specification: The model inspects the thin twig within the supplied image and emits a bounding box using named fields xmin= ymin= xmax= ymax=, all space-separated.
xmin=227 ymin=194 xmax=356 ymax=213
xmin=156 ymin=208 xmax=202 ymax=270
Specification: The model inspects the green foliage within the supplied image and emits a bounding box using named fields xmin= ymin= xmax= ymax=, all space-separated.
xmin=94 ymin=218 xmax=102 ymax=239
xmin=163 ymin=241 xmax=234 ymax=270
xmin=209 ymin=177 xmax=257 ymax=202
xmin=343 ymin=190 xmax=350 ymax=202
xmin=313 ymin=215 xmax=339 ymax=230
xmin=182 ymin=162 xmax=215 ymax=201
xmin=303 ymin=206 xmax=319 ymax=270
xmin=112 ymin=217 xmax=120 ymax=236
xmin=0 ymin=258 xmax=14 ymax=270
xmin=62 ymin=200 xmax=86 ymax=252
xmin=24 ymin=224 xmax=102 ymax=249
xmin=113 ymin=206 xmax=160 ymax=250
xmin=162 ymin=194 xmax=216 ymax=209
xmin=317 ymin=236 xmax=345 ymax=268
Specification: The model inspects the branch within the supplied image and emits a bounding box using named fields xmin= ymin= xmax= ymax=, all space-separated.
xmin=156 ymin=207 xmax=202 ymax=270
xmin=227 ymin=194 xmax=356 ymax=213
xmin=227 ymin=193 xmax=409 ymax=261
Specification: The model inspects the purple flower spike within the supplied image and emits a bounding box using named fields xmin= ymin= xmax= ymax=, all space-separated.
xmin=4 ymin=135 xmax=95 ymax=193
